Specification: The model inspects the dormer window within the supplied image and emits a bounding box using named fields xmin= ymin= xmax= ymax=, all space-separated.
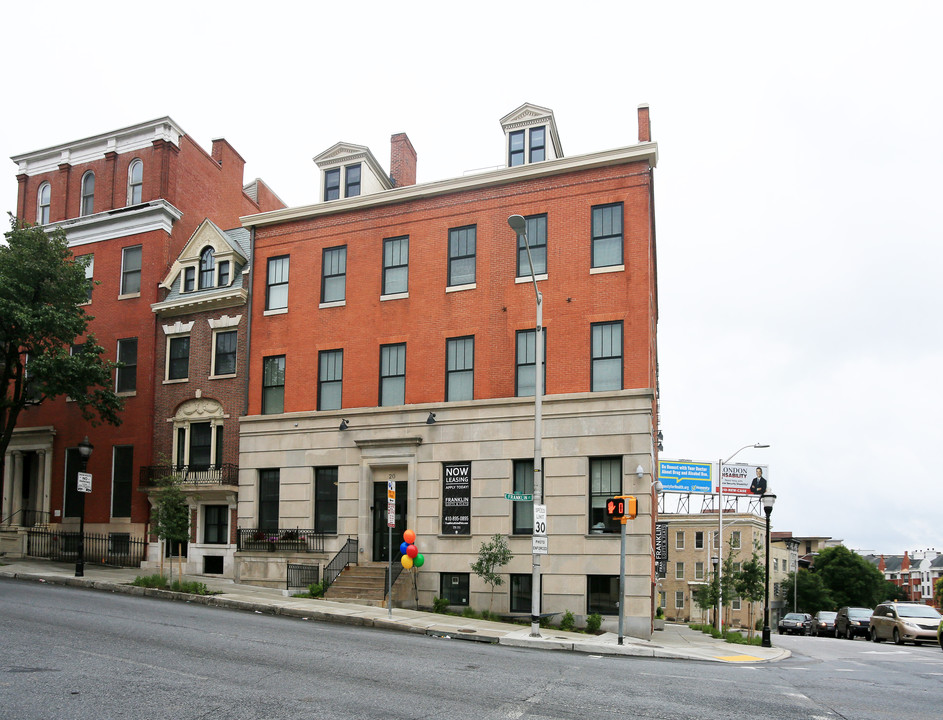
xmin=218 ymin=260 xmax=230 ymax=287
xmin=184 ymin=267 xmax=195 ymax=292
xmin=324 ymin=164 xmax=362 ymax=201
xmin=199 ymin=247 xmax=216 ymax=289
xmin=501 ymin=103 xmax=563 ymax=168
xmin=509 ymin=126 xmax=546 ymax=166
xmin=324 ymin=169 xmax=340 ymax=201
xmin=345 ymin=164 xmax=361 ymax=197
xmin=315 ymin=143 xmax=390 ymax=203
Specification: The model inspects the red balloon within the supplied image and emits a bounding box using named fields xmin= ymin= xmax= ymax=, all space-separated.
xmin=403 ymin=529 xmax=416 ymax=544
xmin=407 ymin=544 xmax=418 ymax=559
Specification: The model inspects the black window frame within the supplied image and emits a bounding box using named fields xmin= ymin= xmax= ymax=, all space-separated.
xmin=258 ymin=469 xmax=280 ymax=531
xmin=324 ymin=168 xmax=340 ymax=201
xmin=591 ymin=321 xmax=623 ymax=392
xmin=591 ymin=202 xmax=624 ymax=268
xmin=199 ymin=247 xmax=216 ymax=289
xmin=167 ymin=335 xmax=190 ymax=381
xmin=111 ymin=445 xmax=133 ymax=518
xmin=588 ymin=575 xmax=619 ymax=615
xmin=183 ymin=267 xmax=195 ymax=293
xmin=314 ymin=467 xmax=338 ymax=534
xmin=515 ymin=328 xmax=546 ymax=397
xmin=379 ymin=343 xmax=406 ymax=407
xmin=439 ymin=572 xmax=470 ymax=606
xmin=213 ymin=330 xmax=238 ymax=377
xmin=447 ymin=225 xmax=476 ymax=287
xmin=204 ymin=504 xmax=229 ymax=544
xmin=318 ymin=349 xmax=343 ymax=411
xmin=529 ymin=126 xmax=546 ymax=163
xmin=382 ymin=235 xmax=409 ymax=295
xmin=512 ymin=460 xmax=535 ymax=535
xmin=510 ymin=573 xmax=532 ymax=613
xmin=589 ymin=456 xmax=622 ymax=534
xmin=345 ymin=163 xmax=361 ymax=197
xmin=509 ymin=130 xmax=525 ymax=167
xmin=265 ymin=255 xmax=289 ymax=311
xmin=321 ymin=245 xmax=347 ymax=304
xmin=445 ymin=335 xmax=474 ymax=402
xmin=516 ymin=214 xmax=547 ymax=278
xmin=261 ymin=355 xmax=286 ymax=414
xmin=116 ymin=337 xmax=138 ymax=393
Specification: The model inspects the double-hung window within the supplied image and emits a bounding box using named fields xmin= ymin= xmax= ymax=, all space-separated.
xmin=266 ymin=255 xmax=289 ymax=311
xmin=589 ymin=457 xmax=621 ymax=534
xmin=509 ymin=126 xmax=546 ymax=166
xmin=318 ymin=349 xmax=343 ymax=411
xmin=199 ymin=248 xmax=216 ymax=289
xmin=37 ymin=183 xmax=51 ymax=224
xmin=121 ymin=246 xmax=142 ymax=295
xmin=517 ymin=214 xmax=547 ymax=278
xmin=382 ymin=236 xmax=408 ymax=295
xmin=529 ymin=126 xmax=546 ymax=162
xmin=80 ymin=172 xmax=95 ymax=216
xmin=445 ymin=336 xmax=474 ymax=402
xmin=128 ymin=160 xmax=143 ymax=205
xmin=695 ymin=531 xmax=704 ymax=550
xmin=515 ymin=329 xmax=546 ymax=397
xmin=512 ymin=460 xmax=535 ymax=535
xmin=591 ymin=203 xmax=623 ymax=268
xmin=448 ymin=225 xmax=476 ymax=287
xmin=379 ymin=343 xmax=406 ymax=406
xmin=324 ymin=169 xmax=340 ymax=201
xmin=258 ymin=469 xmax=280 ymax=530
xmin=262 ymin=355 xmax=285 ymax=414
xmin=116 ymin=338 xmax=138 ymax=393
xmin=204 ymin=505 xmax=228 ymax=544
xmin=345 ymin=164 xmax=361 ymax=197
xmin=213 ymin=330 xmax=237 ymax=376
xmin=167 ymin=336 xmax=190 ymax=381
xmin=314 ymin=467 xmax=338 ymax=534
xmin=111 ymin=446 xmax=133 ymax=518
xmin=321 ymin=246 xmax=346 ymax=304
xmin=591 ymin=321 xmax=623 ymax=391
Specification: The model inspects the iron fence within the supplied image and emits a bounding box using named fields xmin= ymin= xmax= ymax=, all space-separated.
xmin=139 ymin=464 xmax=239 ymax=489
xmin=324 ymin=537 xmax=358 ymax=586
xmin=26 ymin=528 xmax=147 ymax=567
xmin=286 ymin=563 xmax=321 ymax=591
xmin=236 ymin=528 xmax=326 ymax=553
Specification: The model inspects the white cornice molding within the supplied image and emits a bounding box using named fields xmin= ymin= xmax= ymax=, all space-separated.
xmin=152 ymin=288 xmax=248 ymax=318
xmin=51 ymin=200 xmax=183 ymax=248
xmin=12 ymin=117 xmax=185 ymax=176
xmin=242 ymin=143 xmax=658 ymax=228
xmin=162 ymin=320 xmax=195 ymax=335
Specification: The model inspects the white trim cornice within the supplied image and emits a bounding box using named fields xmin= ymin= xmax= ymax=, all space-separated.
xmin=152 ymin=288 xmax=248 ymax=318
xmin=50 ymin=200 xmax=183 ymax=248
xmin=242 ymin=143 xmax=657 ymax=229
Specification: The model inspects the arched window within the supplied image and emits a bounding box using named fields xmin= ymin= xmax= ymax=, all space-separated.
xmin=199 ymin=247 xmax=216 ymax=289
xmin=80 ymin=172 xmax=95 ymax=216
xmin=128 ymin=159 xmax=143 ymax=205
xmin=37 ymin=182 xmax=51 ymax=224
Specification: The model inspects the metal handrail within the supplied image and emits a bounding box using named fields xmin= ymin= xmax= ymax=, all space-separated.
xmin=384 ymin=552 xmax=405 ymax=598
xmin=323 ymin=537 xmax=358 ymax=586
xmin=1 ymin=508 xmax=51 ymax=527
xmin=236 ymin=528 xmax=326 ymax=553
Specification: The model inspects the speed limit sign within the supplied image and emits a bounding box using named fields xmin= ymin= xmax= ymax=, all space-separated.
xmin=533 ymin=504 xmax=547 ymax=536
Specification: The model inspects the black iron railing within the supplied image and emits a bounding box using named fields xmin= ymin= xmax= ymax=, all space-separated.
xmin=384 ymin=553 xmax=405 ymax=598
xmin=286 ymin=563 xmax=321 ymax=591
xmin=139 ymin=464 xmax=239 ymax=489
xmin=324 ymin=537 xmax=358 ymax=586
xmin=236 ymin=528 xmax=326 ymax=553
xmin=25 ymin=528 xmax=147 ymax=567
xmin=1 ymin=508 xmax=51 ymax=528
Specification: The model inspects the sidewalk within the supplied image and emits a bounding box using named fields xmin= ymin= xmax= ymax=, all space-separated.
xmin=0 ymin=559 xmax=790 ymax=664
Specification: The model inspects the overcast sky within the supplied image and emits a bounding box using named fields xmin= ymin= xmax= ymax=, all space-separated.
xmin=3 ymin=1 xmax=941 ymax=557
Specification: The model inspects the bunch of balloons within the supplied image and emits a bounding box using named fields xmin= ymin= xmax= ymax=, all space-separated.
xmin=399 ymin=529 xmax=424 ymax=570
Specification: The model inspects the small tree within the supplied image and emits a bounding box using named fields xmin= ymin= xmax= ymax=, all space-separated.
xmin=470 ymin=534 xmax=512 ymax=612
xmin=935 ymin=577 xmax=943 ymax=607
xmin=733 ymin=550 xmax=766 ymax=639
xmin=151 ymin=473 xmax=190 ymax=583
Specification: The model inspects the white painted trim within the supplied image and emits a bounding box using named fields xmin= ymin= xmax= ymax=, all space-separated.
xmin=51 ymin=200 xmax=183 ymax=248
xmin=589 ymin=265 xmax=625 ymax=275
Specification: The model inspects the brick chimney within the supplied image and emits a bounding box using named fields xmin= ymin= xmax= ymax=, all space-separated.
xmin=390 ymin=133 xmax=417 ymax=188
xmin=638 ymin=104 xmax=651 ymax=143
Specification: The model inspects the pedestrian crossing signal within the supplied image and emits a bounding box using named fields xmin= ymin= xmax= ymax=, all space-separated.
xmin=606 ymin=496 xmax=637 ymax=520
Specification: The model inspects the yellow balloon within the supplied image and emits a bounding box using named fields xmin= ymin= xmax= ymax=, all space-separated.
xmin=401 ymin=555 xmax=413 ymax=569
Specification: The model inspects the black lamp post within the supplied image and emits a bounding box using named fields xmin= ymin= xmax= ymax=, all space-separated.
xmin=761 ymin=493 xmax=777 ymax=648
xmin=75 ymin=436 xmax=93 ymax=577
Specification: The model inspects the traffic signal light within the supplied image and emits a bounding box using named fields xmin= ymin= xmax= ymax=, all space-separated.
xmin=606 ymin=495 xmax=637 ymax=520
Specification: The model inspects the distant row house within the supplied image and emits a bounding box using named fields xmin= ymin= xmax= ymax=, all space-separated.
xmin=2 ymin=103 xmax=662 ymax=637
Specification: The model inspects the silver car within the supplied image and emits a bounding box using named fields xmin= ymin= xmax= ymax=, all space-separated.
xmin=869 ymin=602 xmax=943 ymax=645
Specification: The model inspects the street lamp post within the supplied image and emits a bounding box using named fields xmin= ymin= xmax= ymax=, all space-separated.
xmin=717 ymin=443 xmax=768 ymax=633
xmin=75 ymin=436 xmax=93 ymax=577
xmin=508 ymin=215 xmax=543 ymax=638
xmin=761 ymin=493 xmax=777 ymax=647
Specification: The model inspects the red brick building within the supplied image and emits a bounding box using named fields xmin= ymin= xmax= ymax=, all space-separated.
xmin=238 ymin=104 xmax=662 ymax=637
xmin=3 ymin=118 xmax=282 ymax=563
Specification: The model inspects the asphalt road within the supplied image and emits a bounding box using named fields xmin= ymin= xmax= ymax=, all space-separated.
xmin=2 ymin=579 xmax=942 ymax=719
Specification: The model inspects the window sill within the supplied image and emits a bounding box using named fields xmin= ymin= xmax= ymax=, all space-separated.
xmin=446 ymin=283 xmax=476 ymax=294
xmin=515 ymin=274 xmax=547 ymax=284
xmin=263 ymin=308 xmax=288 ymax=316
xmin=319 ymin=300 xmax=346 ymax=309
xmin=116 ymin=390 xmax=137 ymax=398
xmin=118 ymin=292 xmax=141 ymax=300
xmin=380 ymin=292 xmax=409 ymax=302
xmin=163 ymin=378 xmax=189 ymax=384
xmin=589 ymin=264 xmax=624 ymax=275
xmin=209 ymin=373 xmax=237 ymax=381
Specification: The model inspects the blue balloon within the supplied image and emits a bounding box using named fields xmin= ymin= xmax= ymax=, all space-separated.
xmin=399 ymin=541 xmax=409 ymax=555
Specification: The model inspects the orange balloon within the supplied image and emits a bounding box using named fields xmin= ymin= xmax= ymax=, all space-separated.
xmin=403 ymin=529 xmax=416 ymax=544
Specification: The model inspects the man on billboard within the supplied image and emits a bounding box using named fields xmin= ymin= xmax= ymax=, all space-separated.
xmin=749 ymin=467 xmax=768 ymax=495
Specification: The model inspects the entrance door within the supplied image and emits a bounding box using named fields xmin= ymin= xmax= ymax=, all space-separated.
xmin=372 ymin=478 xmax=407 ymax=562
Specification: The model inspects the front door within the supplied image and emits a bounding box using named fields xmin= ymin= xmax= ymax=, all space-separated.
xmin=372 ymin=476 xmax=407 ymax=562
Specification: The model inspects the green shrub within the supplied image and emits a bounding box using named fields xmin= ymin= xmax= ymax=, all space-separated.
xmin=432 ymin=596 xmax=450 ymax=614
xmin=462 ymin=606 xmax=478 ymax=618
xmin=586 ymin=613 xmax=602 ymax=633
xmin=655 ymin=606 xmax=664 ymax=619
xmin=131 ymin=574 xmax=169 ymax=589
xmin=560 ymin=610 xmax=576 ymax=631
xmin=170 ymin=580 xmax=209 ymax=595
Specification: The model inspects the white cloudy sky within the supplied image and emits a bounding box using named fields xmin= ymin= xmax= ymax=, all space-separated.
xmin=3 ymin=1 xmax=941 ymax=556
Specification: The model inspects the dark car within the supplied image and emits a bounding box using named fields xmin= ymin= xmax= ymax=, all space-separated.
xmin=778 ymin=612 xmax=812 ymax=635
xmin=809 ymin=610 xmax=837 ymax=637
xmin=834 ymin=606 xmax=873 ymax=639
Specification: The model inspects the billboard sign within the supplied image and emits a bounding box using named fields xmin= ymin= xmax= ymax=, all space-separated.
xmin=657 ymin=460 xmax=712 ymax=493
xmin=719 ymin=463 xmax=769 ymax=496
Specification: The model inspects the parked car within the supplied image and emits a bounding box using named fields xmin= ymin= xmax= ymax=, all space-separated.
xmin=869 ymin=601 xmax=943 ymax=645
xmin=834 ymin=606 xmax=873 ymax=640
xmin=778 ymin=612 xmax=812 ymax=635
xmin=809 ymin=610 xmax=837 ymax=637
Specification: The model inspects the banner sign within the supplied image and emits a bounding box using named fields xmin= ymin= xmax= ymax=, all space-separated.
xmin=719 ymin=463 xmax=769 ymax=496
xmin=442 ymin=462 xmax=471 ymax=535
xmin=655 ymin=522 xmax=668 ymax=562
xmin=657 ymin=460 xmax=712 ymax=493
